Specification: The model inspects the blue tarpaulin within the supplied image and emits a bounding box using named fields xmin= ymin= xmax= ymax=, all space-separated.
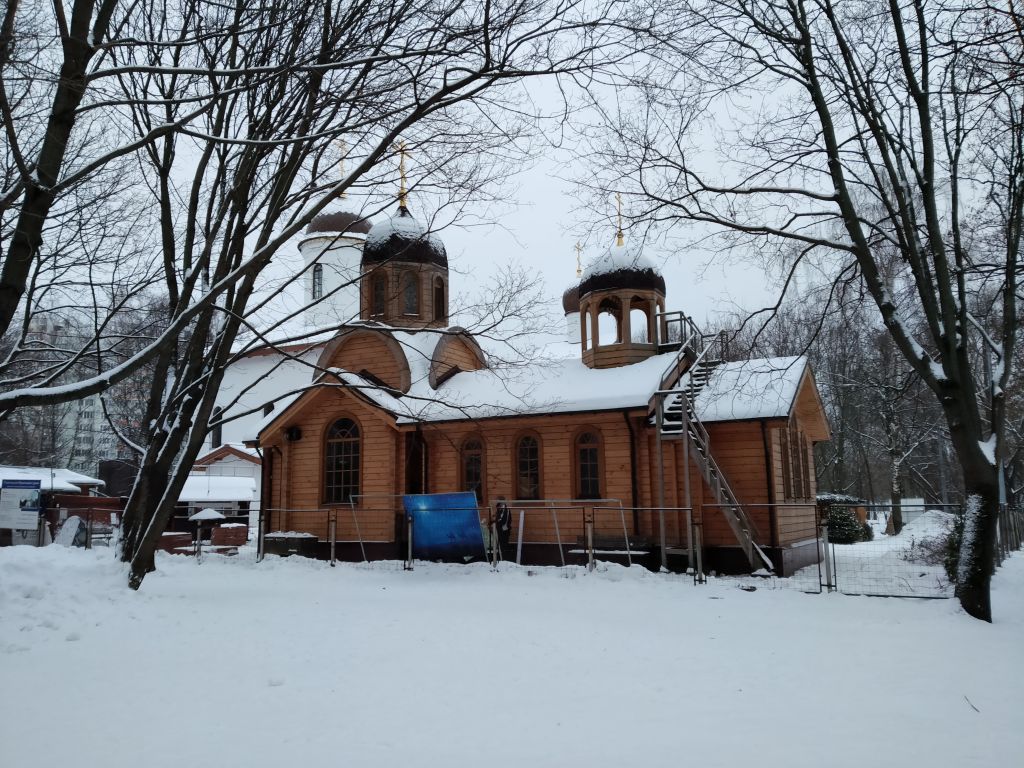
xmin=402 ymin=492 xmax=485 ymax=561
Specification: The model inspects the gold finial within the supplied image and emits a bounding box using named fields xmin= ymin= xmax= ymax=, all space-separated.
xmin=575 ymin=242 xmax=583 ymax=277
xmin=615 ymin=192 xmax=624 ymax=247
xmin=397 ymin=140 xmax=408 ymax=207
xmin=336 ymin=139 xmax=347 ymax=199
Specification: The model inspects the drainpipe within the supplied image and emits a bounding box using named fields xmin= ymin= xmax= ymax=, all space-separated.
xmin=760 ymin=420 xmax=779 ymax=548
xmin=623 ymin=410 xmax=639 ymax=530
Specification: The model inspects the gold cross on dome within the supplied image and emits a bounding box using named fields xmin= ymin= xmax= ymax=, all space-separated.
xmin=575 ymin=242 xmax=583 ymax=277
xmin=336 ymin=139 xmax=347 ymax=199
xmin=615 ymin=192 xmax=624 ymax=247
xmin=397 ymin=140 xmax=408 ymax=207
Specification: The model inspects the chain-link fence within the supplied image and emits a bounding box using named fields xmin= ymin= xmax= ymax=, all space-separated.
xmin=811 ymin=503 xmax=1024 ymax=598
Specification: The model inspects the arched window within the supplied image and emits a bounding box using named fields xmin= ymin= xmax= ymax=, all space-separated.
xmin=597 ymin=296 xmax=622 ymax=345
xmin=401 ymin=272 xmax=419 ymax=315
xmin=371 ymin=273 xmax=387 ymax=318
xmin=575 ymin=431 xmax=601 ymax=499
xmin=629 ymin=299 xmax=649 ymax=343
xmin=461 ymin=438 xmax=485 ymax=503
xmin=210 ymin=407 xmax=223 ymax=449
xmin=515 ymin=435 xmax=541 ymax=500
xmin=433 ymin=277 xmax=446 ymax=322
xmin=312 ymin=263 xmax=323 ymax=301
xmin=325 ymin=418 xmax=360 ymax=503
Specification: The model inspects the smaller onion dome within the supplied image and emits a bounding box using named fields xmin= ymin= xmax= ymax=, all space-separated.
xmin=362 ymin=205 xmax=447 ymax=268
xmin=561 ymin=283 xmax=580 ymax=314
xmin=306 ymin=211 xmax=372 ymax=236
xmin=578 ymin=241 xmax=665 ymax=297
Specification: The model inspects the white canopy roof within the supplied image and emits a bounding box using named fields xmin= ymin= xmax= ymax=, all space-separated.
xmin=179 ymin=475 xmax=256 ymax=503
xmin=0 ymin=466 xmax=104 ymax=493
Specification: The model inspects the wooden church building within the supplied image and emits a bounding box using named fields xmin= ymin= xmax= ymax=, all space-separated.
xmin=212 ymin=193 xmax=830 ymax=576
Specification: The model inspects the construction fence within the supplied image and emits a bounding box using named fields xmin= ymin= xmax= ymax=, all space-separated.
xmin=785 ymin=502 xmax=1024 ymax=599
xmin=255 ymin=501 xmax=707 ymax=581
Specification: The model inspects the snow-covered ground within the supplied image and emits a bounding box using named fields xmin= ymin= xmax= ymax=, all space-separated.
xmin=2 ymin=546 xmax=1021 ymax=767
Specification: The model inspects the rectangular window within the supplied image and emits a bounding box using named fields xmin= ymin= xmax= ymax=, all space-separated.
xmin=312 ymin=264 xmax=323 ymax=300
xmin=578 ymin=446 xmax=600 ymax=499
xmin=780 ymin=427 xmax=792 ymax=499
xmin=516 ymin=437 xmax=540 ymax=500
xmin=464 ymin=452 xmax=482 ymax=502
xmin=326 ymin=443 xmax=359 ymax=503
xmin=799 ymin=432 xmax=811 ymax=499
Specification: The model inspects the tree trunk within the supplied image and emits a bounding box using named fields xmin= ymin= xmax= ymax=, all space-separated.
xmin=889 ymin=460 xmax=904 ymax=535
xmin=954 ymin=481 xmax=1000 ymax=622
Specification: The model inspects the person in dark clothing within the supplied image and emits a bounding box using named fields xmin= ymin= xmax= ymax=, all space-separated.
xmin=495 ymin=498 xmax=512 ymax=548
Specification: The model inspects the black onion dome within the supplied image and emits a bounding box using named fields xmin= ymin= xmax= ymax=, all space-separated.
xmin=561 ymin=283 xmax=580 ymax=314
xmin=578 ymin=243 xmax=665 ymax=297
xmin=306 ymin=211 xmax=372 ymax=235
xmin=362 ymin=205 xmax=447 ymax=268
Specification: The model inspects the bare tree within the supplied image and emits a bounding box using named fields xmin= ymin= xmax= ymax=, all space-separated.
xmin=581 ymin=0 xmax=1021 ymax=620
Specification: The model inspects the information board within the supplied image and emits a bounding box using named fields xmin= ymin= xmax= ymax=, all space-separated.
xmin=0 ymin=479 xmax=42 ymax=530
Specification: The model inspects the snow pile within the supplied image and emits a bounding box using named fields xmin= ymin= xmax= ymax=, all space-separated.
xmin=2 ymin=545 xmax=1023 ymax=767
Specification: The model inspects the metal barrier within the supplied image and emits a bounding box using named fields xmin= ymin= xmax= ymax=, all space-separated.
xmin=253 ymin=502 xmax=705 ymax=578
xmin=816 ymin=503 xmax=963 ymax=598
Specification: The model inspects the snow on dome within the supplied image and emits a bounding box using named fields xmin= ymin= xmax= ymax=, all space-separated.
xmin=561 ymin=283 xmax=580 ymax=314
xmin=362 ymin=205 xmax=447 ymax=268
xmin=578 ymin=241 xmax=665 ymax=297
xmin=306 ymin=211 xmax=372 ymax=236
xmin=581 ymin=241 xmax=659 ymax=279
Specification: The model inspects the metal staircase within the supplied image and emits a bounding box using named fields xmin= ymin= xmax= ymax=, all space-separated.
xmin=652 ymin=313 xmax=774 ymax=572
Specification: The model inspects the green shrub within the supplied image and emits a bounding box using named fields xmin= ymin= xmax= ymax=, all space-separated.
xmin=861 ymin=521 xmax=874 ymax=542
xmin=826 ymin=505 xmax=864 ymax=544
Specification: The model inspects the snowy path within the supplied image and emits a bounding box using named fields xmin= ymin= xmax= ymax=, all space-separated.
xmin=1 ymin=547 xmax=1021 ymax=767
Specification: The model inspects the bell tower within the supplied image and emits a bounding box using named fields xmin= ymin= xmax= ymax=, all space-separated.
xmin=578 ymin=196 xmax=665 ymax=369
xmin=359 ymin=143 xmax=449 ymax=329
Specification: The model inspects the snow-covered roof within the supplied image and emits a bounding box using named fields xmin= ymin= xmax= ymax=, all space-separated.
xmin=691 ymin=356 xmax=807 ymax=422
xmin=401 ymin=353 xmax=674 ymax=422
xmin=195 ymin=443 xmax=261 ymax=464
xmin=179 ymin=475 xmax=256 ymax=503
xmin=0 ymin=466 xmax=104 ymax=493
xmin=256 ymin=347 xmax=813 ymax=432
xmin=214 ymin=347 xmax=323 ymax=446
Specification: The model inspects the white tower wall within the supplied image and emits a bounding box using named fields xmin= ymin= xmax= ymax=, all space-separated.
xmin=299 ymin=235 xmax=364 ymax=328
xmin=565 ymin=311 xmax=581 ymax=343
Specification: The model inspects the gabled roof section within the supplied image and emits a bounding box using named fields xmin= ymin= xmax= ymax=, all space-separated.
xmin=194 ymin=443 xmax=261 ymax=467
xmin=256 ymin=370 xmax=403 ymax=441
xmin=692 ymin=356 xmax=828 ymax=438
xmin=428 ymin=328 xmax=486 ymax=388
